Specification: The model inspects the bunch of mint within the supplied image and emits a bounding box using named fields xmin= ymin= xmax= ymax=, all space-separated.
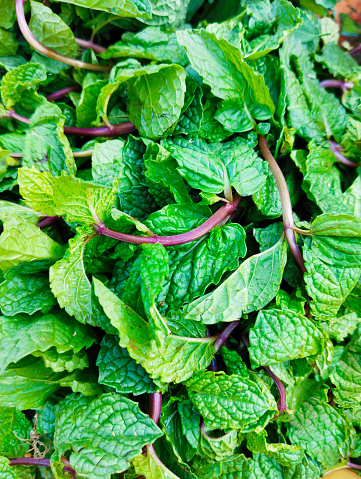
xmin=0 ymin=0 xmax=360 ymax=478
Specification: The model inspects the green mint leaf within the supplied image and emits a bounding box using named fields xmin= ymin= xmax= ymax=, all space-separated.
xmin=331 ymin=348 xmax=361 ymax=408
xmin=0 ymin=0 xmax=16 ymax=29
xmin=23 ymin=102 xmax=76 ymax=176
xmin=96 ymin=334 xmax=156 ymax=395
xmin=185 ymin=236 xmax=287 ymax=324
xmin=0 ymin=309 xmax=96 ymax=374
xmin=92 ymin=139 xmax=125 ymax=187
xmin=165 ymin=136 xmax=268 ymax=198
xmin=185 ymin=371 xmax=278 ymax=431
xmin=177 ymin=29 xmax=275 ymax=125
xmin=93 ymin=278 xmax=215 ymax=384
xmin=0 ymin=216 xmax=64 ymax=272
xmin=287 ymin=397 xmax=353 ymax=468
xmin=57 ymin=0 xmax=152 ymax=18
xmin=0 ymin=269 xmax=56 ymax=316
xmin=54 ymin=392 xmax=163 ymax=479
xmin=76 ymin=73 xmax=107 ymax=127
xmin=198 ymin=428 xmax=239 ymax=463
xmin=282 ymin=457 xmax=320 ymax=479
xmin=194 ymin=454 xmax=253 ymax=479
xmin=36 ymin=347 xmax=89 ymax=373
xmin=103 ymin=26 xmax=188 ymax=65
xmin=0 ymin=408 xmax=32 ymax=457
xmin=133 ymin=445 xmax=180 ymax=479
xmin=128 ymin=64 xmax=186 ymax=139
xmin=249 ymin=308 xmax=324 ymax=367
xmin=0 ymin=63 xmax=47 ymax=110
xmin=29 ymin=1 xmax=78 ymax=58
xmin=17 ymin=167 xmax=57 ymax=217
xmin=0 ymin=457 xmax=33 ymax=479
xmin=247 ymin=430 xmax=304 ymax=467
xmin=0 ymin=28 xmax=17 ymax=57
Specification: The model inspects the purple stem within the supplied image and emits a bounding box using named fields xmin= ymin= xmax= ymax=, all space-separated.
xmin=349 ymin=44 xmax=361 ymax=56
xmin=46 ymin=86 xmax=80 ymax=102
xmin=7 ymin=109 xmax=136 ymax=137
xmin=15 ymin=0 xmax=109 ymax=72
xmin=259 ymin=135 xmax=306 ymax=273
xmin=348 ymin=462 xmax=361 ymax=470
xmin=37 ymin=216 xmax=59 ymax=228
xmin=320 ymin=79 xmax=354 ymax=89
xmin=328 ymin=139 xmax=359 ymax=168
xmin=149 ymin=393 xmax=162 ymax=426
xmin=213 ymin=320 xmax=240 ymax=352
xmin=75 ymin=38 xmax=107 ymax=54
xmin=264 ymin=366 xmax=287 ymax=415
xmin=200 ymin=419 xmax=213 ymax=440
xmin=10 ymin=458 xmax=50 ymax=467
xmin=94 ymin=195 xmax=241 ymax=245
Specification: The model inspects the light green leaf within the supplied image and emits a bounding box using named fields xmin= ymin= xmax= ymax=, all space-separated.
xmin=103 ymin=26 xmax=187 ymax=65
xmin=128 ymin=64 xmax=186 ymax=139
xmin=165 ymin=136 xmax=268 ymax=198
xmin=177 ymin=29 xmax=274 ymax=126
xmin=96 ymin=334 xmax=156 ymax=395
xmin=304 ymin=233 xmax=361 ymax=319
xmin=249 ymin=308 xmax=324 ymax=367
xmin=0 ymin=28 xmax=17 ymax=57
xmin=0 ymin=201 xmax=40 ymax=224
xmin=0 ymin=457 xmax=33 ymax=479
xmin=246 ymin=430 xmax=304 ymax=467
xmin=185 ymin=371 xmax=278 ymax=432
xmin=0 ymin=63 xmax=47 ymax=110
xmin=287 ymin=397 xmax=352 ymax=468
xmin=331 ymin=349 xmax=361 ymax=408
xmin=92 ymin=139 xmax=124 ymax=187
xmin=184 ymin=236 xmax=287 ymax=324
xmin=0 ymin=309 xmax=96 ymax=374
xmin=24 ymin=102 xmax=76 ymax=176
xmin=249 ymin=454 xmax=283 ymax=479
xmin=0 ymin=0 xmax=16 ymax=29
xmin=0 ymin=408 xmax=32 ymax=457
xmin=198 ymin=428 xmax=238 ymax=462
xmin=54 ymin=393 xmax=163 ymax=479
xmin=0 ymin=216 xmax=64 ymax=272
xmin=57 ymin=0 xmax=152 ymax=19
xmin=18 ymin=167 xmax=57 ymax=217
xmin=133 ymin=445 xmax=180 ymax=479
xmin=36 ymin=347 xmax=89 ymax=373
xmin=282 ymin=457 xmax=320 ymax=479
xmin=76 ymin=74 xmax=107 ymax=127
xmin=194 ymin=454 xmax=253 ymax=479
xmin=29 ymin=1 xmax=78 ymax=58
xmin=93 ymin=278 xmax=215 ymax=384
xmin=309 ymin=213 xmax=361 ymax=236
xmin=50 ymin=233 xmax=92 ymax=324
xmin=315 ymin=42 xmax=361 ymax=80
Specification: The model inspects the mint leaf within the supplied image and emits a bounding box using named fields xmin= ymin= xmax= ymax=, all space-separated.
xmin=249 ymin=308 xmax=324 ymax=367
xmin=96 ymin=334 xmax=156 ymax=395
xmin=185 ymin=236 xmax=287 ymax=324
xmin=92 ymin=139 xmax=124 ymax=187
xmin=194 ymin=454 xmax=253 ymax=479
xmin=185 ymin=371 xmax=278 ymax=431
xmin=0 ymin=217 xmax=64 ymax=272
xmin=54 ymin=393 xmax=163 ymax=479
xmin=0 ymin=408 xmax=32 ymax=457
xmin=287 ymin=397 xmax=352 ymax=468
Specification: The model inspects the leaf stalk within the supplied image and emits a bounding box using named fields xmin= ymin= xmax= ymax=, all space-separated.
xmin=15 ymin=0 xmax=110 ymax=71
xmin=258 ymin=135 xmax=306 ymax=273
xmin=93 ymin=194 xmax=241 ymax=246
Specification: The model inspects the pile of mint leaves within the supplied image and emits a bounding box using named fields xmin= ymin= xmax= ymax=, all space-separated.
xmin=1 ymin=0 xmax=361 ymax=478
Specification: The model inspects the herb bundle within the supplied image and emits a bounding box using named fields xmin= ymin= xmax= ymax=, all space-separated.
xmin=0 ymin=0 xmax=360 ymax=478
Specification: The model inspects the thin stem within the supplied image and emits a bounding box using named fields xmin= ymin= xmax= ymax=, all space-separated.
xmin=213 ymin=320 xmax=240 ymax=352
xmin=15 ymin=0 xmax=109 ymax=72
xmin=200 ymin=419 xmax=213 ymax=440
xmin=258 ymin=135 xmax=306 ymax=273
xmin=75 ymin=38 xmax=107 ymax=54
xmin=37 ymin=216 xmax=59 ymax=228
xmin=328 ymin=139 xmax=359 ymax=168
xmin=10 ymin=458 xmax=50 ymax=467
xmin=349 ymin=44 xmax=361 ymax=56
xmin=7 ymin=109 xmax=135 ymax=137
xmin=73 ymin=149 xmax=94 ymax=158
xmin=264 ymin=366 xmax=287 ymax=415
xmin=149 ymin=393 xmax=162 ymax=426
xmin=46 ymin=86 xmax=80 ymax=102
xmin=94 ymin=194 xmax=241 ymax=245
xmin=348 ymin=462 xmax=361 ymax=470
xmin=319 ymin=79 xmax=354 ymax=89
